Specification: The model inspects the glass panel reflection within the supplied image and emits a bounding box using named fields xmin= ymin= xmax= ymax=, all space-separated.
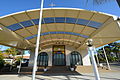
xmin=37 ymin=52 xmax=48 ymax=67
xmin=70 ymin=51 xmax=83 ymax=66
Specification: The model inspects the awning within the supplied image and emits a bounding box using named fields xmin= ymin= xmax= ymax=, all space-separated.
xmin=0 ymin=8 xmax=120 ymax=50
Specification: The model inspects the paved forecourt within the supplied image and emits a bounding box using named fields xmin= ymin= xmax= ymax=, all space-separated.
xmin=0 ymin=72 xmax=120 ymax=80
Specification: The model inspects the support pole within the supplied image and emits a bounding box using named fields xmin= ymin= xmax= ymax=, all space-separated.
xmin=103 ymin=47 xmax=111 ymax=70
xmin=99 ymin=39 xmax=111 ymax=70
xmin=87 ymin=39 xmax=100 ymax=80
xmin=18 ymin=50 xmax=24 ymax=73
xmin=96 ymin=55 xmax=100 ymax=66
xmin=93 ymin=47 xmax=100 ymax=66
xmin=32 ymin=0 xmax=44 ymax=80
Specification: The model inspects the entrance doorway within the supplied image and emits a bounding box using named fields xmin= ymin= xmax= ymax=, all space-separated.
xmin=53 ymin=45 xmax=66 ymax=66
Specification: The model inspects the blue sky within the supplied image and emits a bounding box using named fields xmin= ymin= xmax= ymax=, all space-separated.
xmin=0 ymin=0 xmax=120 ymax=16
xmin=0 ymin=0 xmax=120 ymax=52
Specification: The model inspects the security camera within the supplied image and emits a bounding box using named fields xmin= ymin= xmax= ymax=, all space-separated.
xmin=88 ymin=39 xmax=93 ymax=43
xmin=86 ymin=39 xmax=93 ymax=47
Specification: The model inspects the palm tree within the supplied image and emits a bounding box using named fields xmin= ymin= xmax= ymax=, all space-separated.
xmin=93 ymin=0 xmax=109 ymax=4
xmin=108 ymin=42 xmax=120 ymax=61
xmin=5 ymin=48 xmax=18 ymax=58
xmin=4 ymin=48 xmax=19 ymax=70
xmin=0 ymin=51 xmax=4 ymax=59
xmin=93 ymin=0 xmax=120 ymax=7
xmin=97 ymin=49 xmax=106 ymax=62
xmin=116 ymin=0 xmax=120 ymax=7
xmin=97 ymin=42 xmax=120 ymax=62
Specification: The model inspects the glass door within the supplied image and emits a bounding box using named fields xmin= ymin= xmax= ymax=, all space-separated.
xmin=53 ymin=51 xmax=65 ymax=66
xmin=53 ymin=45 xmax=66 ymax=66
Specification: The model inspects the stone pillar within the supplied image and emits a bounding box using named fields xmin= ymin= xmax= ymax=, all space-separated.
xmin=66 ymin=49 xmax=71 ymax=66
xmin=28 ymin=48 xmax=35 ymax=67
xmin=48 ymin=51 xmax=52 ymax=66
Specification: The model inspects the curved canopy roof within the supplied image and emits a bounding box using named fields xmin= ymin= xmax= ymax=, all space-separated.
xmin=0 ymin=8 xmax=120 ymax=50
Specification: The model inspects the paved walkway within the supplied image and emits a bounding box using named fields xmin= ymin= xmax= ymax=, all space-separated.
xmin=0 ymin=72 xmax=120 ymax=80
xmin=0 ymin=63 xmax=120 ymax=80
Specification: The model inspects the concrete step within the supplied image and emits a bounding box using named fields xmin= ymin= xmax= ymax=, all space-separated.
xmin=48 ymin=66 xmax=69 ymax=71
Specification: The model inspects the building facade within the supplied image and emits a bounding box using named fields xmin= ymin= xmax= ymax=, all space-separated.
xmin=0 ymin=8 xmax=120 ymax=68
xmin=28 ymin=45 xmax=91 ymax=67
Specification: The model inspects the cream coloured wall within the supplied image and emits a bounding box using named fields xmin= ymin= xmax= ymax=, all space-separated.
xmin=79 ymin=48 xmax=91 ymax=66
xmin=28 ymin=45 xmax=91 ymax=67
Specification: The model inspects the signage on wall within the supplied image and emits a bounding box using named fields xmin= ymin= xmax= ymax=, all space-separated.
xmin=53 ymin=45 xmax=65 ymax=54
xmin=53 ymin=45 xmax=65 ymax=51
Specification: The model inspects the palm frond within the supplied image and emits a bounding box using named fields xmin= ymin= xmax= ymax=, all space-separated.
xmin=116 ymin=0 xmax=120 ymax=7
xmin=93 ymin=0 xmax=110 ymax=4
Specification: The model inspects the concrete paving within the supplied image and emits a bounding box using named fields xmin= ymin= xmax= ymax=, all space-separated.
xmin=0 ymin=72 xmax=120 ymax=80
xmin=105 ymin=63 xmax=120 ymax=71
xmin=0 ymin=63 xmax=120 ymax=80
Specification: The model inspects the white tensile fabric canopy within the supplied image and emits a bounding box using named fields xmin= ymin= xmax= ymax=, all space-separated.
xmin=0 ymin=8 xmax=120 ymax=50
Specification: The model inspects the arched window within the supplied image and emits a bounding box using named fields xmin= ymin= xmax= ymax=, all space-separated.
xmin=37 ymin=52 xmax=48 ymax=67
xmin=70 ymin=51 xmax=83 ymax=66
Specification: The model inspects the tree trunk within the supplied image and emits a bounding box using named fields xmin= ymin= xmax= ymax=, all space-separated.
xmin=115 ymin=52 xmax=118 ymax=59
